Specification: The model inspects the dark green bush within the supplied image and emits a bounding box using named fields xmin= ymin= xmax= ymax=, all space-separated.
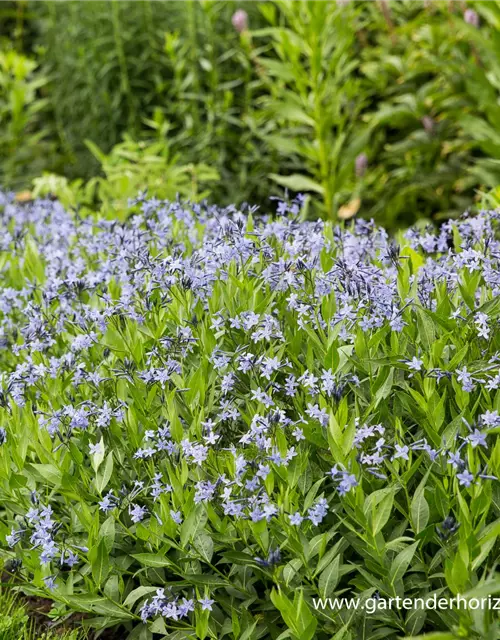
xmin=4 ymin=0 xmax=500 ymax=227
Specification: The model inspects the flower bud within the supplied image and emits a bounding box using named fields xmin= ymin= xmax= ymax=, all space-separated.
xmin=355 ymin=153 xmax=368 ymax=178
xmin=232 ymin=9 xmax=248 ymax=34
xmin=421 ymin=116 xmax=434 ymax=133
xmin=464 ymin=8 xmax=480 ymax=28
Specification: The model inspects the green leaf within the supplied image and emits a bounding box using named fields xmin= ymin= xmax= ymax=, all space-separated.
xmin=270 ymin=173 xmax=325 ymax=195
xmin=27 ymin=464 xmax=62 ymax=486
xmin=254 ymin=58 xmax=295 ymax=81
xmin=123 ymin=586 xmax=159 ymax=608
xmin=416 ymin=308 xmax=436 ymax=351
xmin=270 ymin=589 xmax=298 ymax=635
xmin=91 ymin=436 xmax=105 ymax=472
xmin=131 ymin=553 xmax=173 ymax=568
xmin=411 ymin=487 xmax=430 ymax=535
xmin=448 ymin=344 xmax=469 ymax=370
xmin=90 ymin=539 xmax=110 ymax=586
xmin=185 ymin=574 xmax=228 ymax=587
xmin=180 ymin=504 xmax=207 ymax=547
xmin=374 ymin=367 xmax=394 ymax=405
xmin=318 ymin=556 xmax=340 ymax=597
xmin=91 ymin=599 xmax=134 ymax=620
xmin=95 ymin=452 xmax=114 ymax=493
xmin=99 ymin=515 xmax=115 ymax=553
xmin=232 ymin=608 xmax=240 ymax=639
xmin=403 ymin=634 xmax=456 ymax=640
xmin=150 ymin=617 xmax=167 ymax=634
xmin=370 ymin=490 xmax=395 ymax=536
xmin=389 ymin=541 xmax=419 ymax=586
xmin=240 ymin=622 xmax=258 ymax=640
xmin=62 ymin=594 xmax=105 ymax=612
xmin=462 ymin=579 xmax=500 ymax=600
xmin=194 ymin=532 xmax=214 ymax=564
xmin=268 ymin=102 xmax=315 ymax=127
xmin=293 ymin=590 xmax=317 ymax=640
xmin=474 ymin=296 xmax=500 ymax=319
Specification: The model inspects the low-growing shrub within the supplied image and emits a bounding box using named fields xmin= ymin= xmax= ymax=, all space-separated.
xmin=0 ymin=193 xmax=499 ymax=639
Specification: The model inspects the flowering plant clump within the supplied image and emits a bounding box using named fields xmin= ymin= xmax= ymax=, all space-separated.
xmin=0 ymin=191 xmax=498 ymax=639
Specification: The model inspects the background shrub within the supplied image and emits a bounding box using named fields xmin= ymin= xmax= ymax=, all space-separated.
xmin=0 ymin=49 xmax=55 ymax=190
xmin=0 ymin=1 xmax=498 ymax=227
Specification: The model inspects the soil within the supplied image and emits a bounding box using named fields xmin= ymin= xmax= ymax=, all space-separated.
xmin=2 ymin=572 xmax=125 ymax=639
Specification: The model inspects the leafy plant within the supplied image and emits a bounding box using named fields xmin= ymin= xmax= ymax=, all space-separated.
xmin=156 ymin=1 xmax=273 ymax=207
xmin=6 ymin=0 xmax=500 ymax=229
xmin=28 ymin=0 xmax=274 ymax=208
xmin=0 ymin=192 xmax=498 ymax=639
xmin=252 ymin=1 xmax=370 ymax=219
xmin=0 ymin=48 xmax=52 ymax=190
xmin=247 ymin=1 xmax=500 ymax=226
xmin=32 ymin=0 xmax=174 ymax=179
xmin=84 ymin=132 xmax=220 ymax=213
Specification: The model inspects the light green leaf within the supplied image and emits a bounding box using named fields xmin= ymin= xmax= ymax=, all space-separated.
xmin=270 ymin=173 xmax=325 ymax=195
xmin=90 ymin=539 xmax=110 ymax=586
xmin=180 ymin=504 xmax=206 ymax=547
xmin=371 ymin=490 xmax=395 ymax=536
xmin=99 ymin=515 xmax=116 ymax=553
xmin=318 ymin=556 xmax=340 ymax=597
xmin=123 ymin=586 xmax=159 ymax=608
xmin=95 ymin=452 xmax=114 ymax=493
xmin=131 ymin=553 xmax=172 ymax=568
xmin=389 ymin=541 xmax=419 ymax=586
xmin=411 ymin=488 xmax=430 ymax=535
xmin=194 ymin=532 xmax=214 ymax=564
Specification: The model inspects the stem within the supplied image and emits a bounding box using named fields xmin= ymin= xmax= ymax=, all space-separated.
xmin=111 ymin=0 xmax=135 ymax=133
xmin=187 ymin=0 xmax=201 ymax=131
xmin=15 ymin=0 xmax=26 ymax=52
xmin=310 ymin=17 xmax=333 ymax=220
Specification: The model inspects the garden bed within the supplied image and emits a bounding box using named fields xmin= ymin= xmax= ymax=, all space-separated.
xmin=0 ymin=192 xmax=498 ymax=639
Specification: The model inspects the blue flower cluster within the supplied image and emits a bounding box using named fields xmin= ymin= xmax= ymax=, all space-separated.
xmin=0 ymin=191 xmax=498 ymax=631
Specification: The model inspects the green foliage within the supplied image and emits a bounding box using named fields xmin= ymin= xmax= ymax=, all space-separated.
xmin=28 ymin=0 xmax=273 ymax=208
xmin=252 ymin=1 xmax=370 ymax=219
xmin=154 ymin=1 xmax=273 ymax=207
xmin=0 ymin=589 xmax=32 ymax=640
xmin=357 ymin=1 xmax=500 ymax=227
xmin=250 ymin=0 xmax=500 ymax=225
xmin=0 ymin=588 xmax=83 ymax=640
xmin=84 ymin=133 xmax=220 ymax=212
xmin=32 ymin=129 xmax=221 ymax=215
xmin=0 ymin=48 xmax=53 ymax=190
xmin=6 ymin=1 xmax=500 ymax=225
xmin=32 ymin=0 xmax=176 ymax=178
xmin=0 ymin=194 xmax=498 ymax=639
